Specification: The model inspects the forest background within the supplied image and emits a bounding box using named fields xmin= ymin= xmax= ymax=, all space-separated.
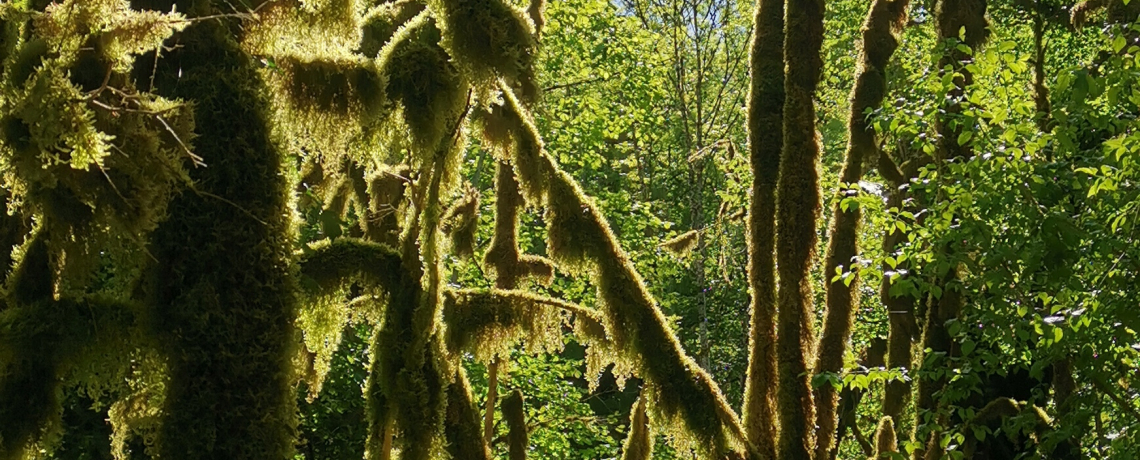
xmin=0 ymin=0 xmax=1137 ymax=459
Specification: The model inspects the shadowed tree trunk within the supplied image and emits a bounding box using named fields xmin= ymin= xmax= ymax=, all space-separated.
xmin=142 ymin=2 xmax=299 ymax=457
xmin=914 ymin=2 xmax=988 ymax=458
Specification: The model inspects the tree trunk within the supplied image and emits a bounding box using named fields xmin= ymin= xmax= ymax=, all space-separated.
xmin=741 ymin=0 xmax=783 ymax=456
xmin=776 ymin=0 xmax=827 ymax=457
xmin=145 ymin=5 xmax=299 ymax=457
xmin=812 ymin=1 xmax=909 ymax=457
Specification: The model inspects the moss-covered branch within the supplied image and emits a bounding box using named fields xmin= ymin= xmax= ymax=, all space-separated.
xmin=442 ymin=288 xmax=586 ymax=361
xmin=445 ymin=369 xmax=492 ymax=460
xmin=0 ymin=296 xmax=135 ymax=459
xmin=504 ymin=389 xmax=528 ymax=460
xmin=812 ymin=0 xmax=909 ymax=457
xmin=494 ymin=86 xmax=752 ymax=458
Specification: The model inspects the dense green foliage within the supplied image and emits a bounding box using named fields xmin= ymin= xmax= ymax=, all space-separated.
xmin=1 ymin=0 xmax=1139 ymax=459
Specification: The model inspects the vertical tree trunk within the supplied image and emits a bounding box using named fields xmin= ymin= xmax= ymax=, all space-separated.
xmin=812 ymin=1 xmax=909 ymax=458
xmin=144 ymin=2 xmax=299 ymax=457
xmin=741 ymin=0 xmax=783 ymax=456
xmin=777 ymin=0 xmax=827 ymax=458
xmin=914 ymin=4 xmax=988 ymax=459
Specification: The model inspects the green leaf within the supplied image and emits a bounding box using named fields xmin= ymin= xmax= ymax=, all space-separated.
xmin=958 ymin=131 xmax=973 ymax=146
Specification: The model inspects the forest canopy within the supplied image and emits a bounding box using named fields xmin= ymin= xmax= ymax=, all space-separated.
xmin=0 ymin=0 xmax=1138 ymax=459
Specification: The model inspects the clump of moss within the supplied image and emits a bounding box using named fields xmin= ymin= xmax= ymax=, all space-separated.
xmin=0 ymin=295 xmax=135 ymax=459
xmin=483 ymin=163 xmax=554 ymax=288
xmin=872 ymin=416 xmax=897 ymax=458
xmin=431 ymin=0 xmax=538 ymax=100
xmin=503 ymin=389 xmax=527 ymax=460
xmin=377 ymin=13 xmax=468 ymax=155
xmin=621 ymin=394 xmax=653 ymax=460
xmin=297 ymin=238 xmax=402 ymax=393
xmin=442 ymin=189 xmax=479 ymax=260
xmin=660 ymin=230 xmax=699 ymax=259
xmin=280 ymin=58 xmax=386 ymax=117
xmin=359 ymin=0 xmax=426 ymax=58
xmin=444 ymin=369 xmax=492 ymax=459
xmin=441 ymin=288 xmax=567 ymax=362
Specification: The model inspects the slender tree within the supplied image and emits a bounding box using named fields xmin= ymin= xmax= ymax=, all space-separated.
xmin=775 ymin=0 xmax=827 ymax=457
xmin=741 ymin=0 xmax=783 ymax=456
xmin=812 ymin=1 xmax=910 ymax=458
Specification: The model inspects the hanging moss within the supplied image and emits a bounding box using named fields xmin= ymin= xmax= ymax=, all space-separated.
xmin=442 ymin=189 xmax=479 ymax=260
xmin=377 ymin=13 xmax=468 ymax=155
xmin=660 ymin=230 xmax=699 ymax=259
xmin=872 ymin=417 xmax=897 ymax=459
xmin=0 ymin=2 xmax=193 ymax=289
xmin=143 ymin=10 xmax=299 ymax=458
xmin=813 ymin=1 xmax=909 ymax=457
xmin=494 ymin=88 xmax=752 ymax=458
xmin=430 ymin=0 xmax=538 ymax=99
xmin=243 ymin=0 xmax=363 ymax=60
xmin=279 ymin=58 xmax=386 ymax=117
xmin=359 ymin=0 xmax=426 ymax=58
xmin=483 ymin=163 xmax=554 ymax=288
xmin=444 ymin=369 xmax=492 ymax=460
xmin=0 ymin=295 xmax=135 ymax=459
xmin=621 ymin=393 xmax=653 ymax=460
xmin=503 ymin=389 xmax=527 ymax=460
xmin=442 ymin=288 xmax=578 ymax=361
xmin=297 ymin=238 xmax=402 ymax=393
xmin=740 ymin=0 xmax=782 ymax=455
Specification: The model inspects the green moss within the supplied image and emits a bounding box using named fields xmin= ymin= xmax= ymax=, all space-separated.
xmin=9 ymin=38 xmax=47 ymax=86
xmin=813 ymin=1 xmax=909 ymax=457
xmin=444 ymin=369 xmax=492 ymax=459
xmin=0 ymin=296 xmax=135 ymax=459
xmin=432 ymin=0 xmax=538 ymax=99
xmin=740 ymin=0 xmax=782 ymax=454
xmin=442 ymin=189 xmax=479 ymax=260
xmin=503 ymin=389 xmax=527 ymax=460
xmin=873 ymin=416 xmax=897 ymax=458
xmin=143 ymin=14 xmax=298 ymax=459
xmin=281 ymin=58 xmax=386 ymax=116
xmin=377 ymin=14 xmax=468 ymax=154
xmin=620 ymin=394 xmax=653 ymax=460
xmin=496 ymin=87 xmax=752 ymax=458
xmin=660 ymin=230 xmax=698 ymax=259
xmin=297 ymin=238 xmax=402 ymax=393
xmin=359 ymin=0 xmax=426 ymax=58
xmin=442 ymin=289 xmax=567 ymax=361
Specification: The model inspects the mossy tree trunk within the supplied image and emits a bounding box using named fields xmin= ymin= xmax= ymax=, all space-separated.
xmin=741 ymin=0 xmax=783 ymax=456
xmin=812 ymin=1 xmax=909 ymax=458
xmin=776 ymin=0 xmax=826 ymax=457
xmin=142 ymin=1 xmax=299 ymax=457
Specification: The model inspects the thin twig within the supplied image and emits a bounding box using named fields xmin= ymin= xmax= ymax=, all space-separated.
xmin=156 ymin=115 xmax=206 ymax=167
